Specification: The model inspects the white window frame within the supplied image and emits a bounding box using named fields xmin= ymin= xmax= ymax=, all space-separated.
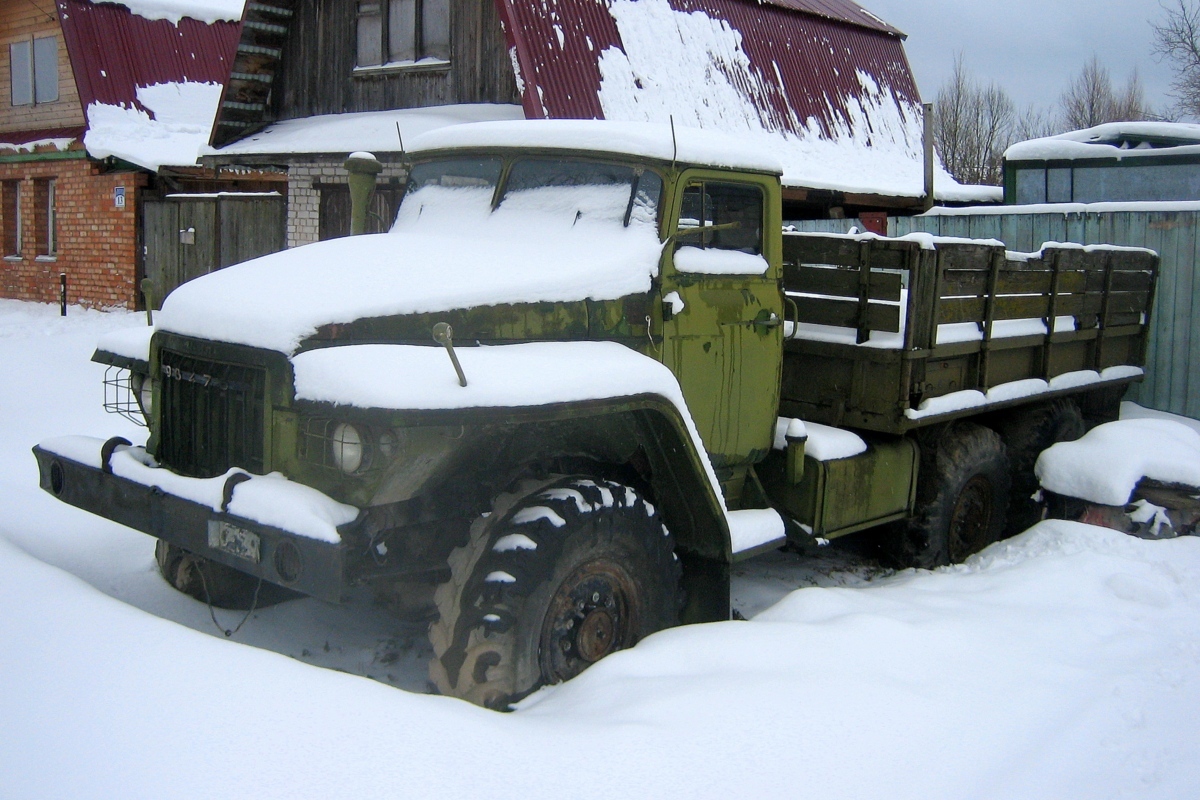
xmin=42 ymin=178 xmax=57 ymax=258
xmin=355 ymin=0 xmax=450 ymax=70
xmin=9 ymin=36 xmax=59 ymax=107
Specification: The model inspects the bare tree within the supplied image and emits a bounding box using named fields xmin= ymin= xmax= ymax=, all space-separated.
xmin=1154 ymin=0 xmax=1200 ymax=117
xmin=1014 ymin=104 xmax=1058 ymax=141
xmin=934 ymin=55 xmax=1015 ymax=186
xmin=1059 ymin=56 xmax=1150 ymax=128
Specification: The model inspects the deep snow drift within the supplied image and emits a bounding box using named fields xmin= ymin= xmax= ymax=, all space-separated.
xmin=2 ymin=300 xmax=1200 ymax=799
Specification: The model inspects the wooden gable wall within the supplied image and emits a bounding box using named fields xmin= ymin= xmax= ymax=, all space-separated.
xmin=278 ymin=0 xmax=519 ymax=119
xmin=0 ymin=1 xmax=84 ymax=135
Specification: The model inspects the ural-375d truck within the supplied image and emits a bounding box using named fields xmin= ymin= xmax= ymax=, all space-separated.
xmin=34 ymin=120 xmax=1158 ymax=709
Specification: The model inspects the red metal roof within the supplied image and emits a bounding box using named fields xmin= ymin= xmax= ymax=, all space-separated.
xmin=56 ymin=0 xmax=242 ymax=113
xmin=755 ymin=0 xmax=902 ymax=36
xmin=0 ymin=126 xmax=86 ymax=146
xmin=497 ymin=0 xmax=919 ymax=151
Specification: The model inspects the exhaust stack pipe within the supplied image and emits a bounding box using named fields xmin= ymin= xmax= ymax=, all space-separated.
xmin=344 ymin=151 xmax=383 ymax=235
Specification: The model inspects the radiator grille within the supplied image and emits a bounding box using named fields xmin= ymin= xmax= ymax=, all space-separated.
xmin=158 ymin=350 xmax=266 ymax=478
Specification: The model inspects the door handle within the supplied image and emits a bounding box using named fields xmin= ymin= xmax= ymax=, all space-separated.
xmin=750 ymin=311 xmax=782 ymax=329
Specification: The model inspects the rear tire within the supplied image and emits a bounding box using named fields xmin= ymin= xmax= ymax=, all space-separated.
xmin=992 ymin=400 xmax=1086 ymax=537
xmin=428 ymin=476 xmax=681 ymax=709
xmin=154 ymin=541 xmax=296 ymax=610
xmin=887 ymin=423 xmax=1010 ymax=569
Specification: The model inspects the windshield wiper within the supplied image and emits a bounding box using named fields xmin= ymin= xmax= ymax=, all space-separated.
xmin=623 ymin=169 xmax=643 ymax=228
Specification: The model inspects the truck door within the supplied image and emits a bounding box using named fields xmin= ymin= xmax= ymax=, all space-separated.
xmin=660 ymin=174 xmax=784 ymax=477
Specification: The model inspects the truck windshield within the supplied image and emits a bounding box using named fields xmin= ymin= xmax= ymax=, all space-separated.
xmin=397 ymin=158 xmax=503 ymax=223
xmin=498 ymin=159 xmax=661 ymax=228
xmin=396 ymin=156 xmax=661 ymax=230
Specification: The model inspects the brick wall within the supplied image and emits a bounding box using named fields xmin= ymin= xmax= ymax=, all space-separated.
xmin=286 ymin=158 xmax=407 ymax=248
xmin=0 ymin=154 xmax=145 ymax=309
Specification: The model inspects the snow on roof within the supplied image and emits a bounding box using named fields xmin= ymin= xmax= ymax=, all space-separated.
xmin=936 ymin=182 xmax=1003 ymax=204
xmin=0 ymin=127 xmax=80 ymax=154
xmin=96 ymin=0 xmax=246 ymax=25
xmin=205 ymin=105 xmax=526 ymax=158
xmin=496 ymin=0 xmax=968 ymax=200
xmin=84 ymin=81 xmax=225 ymax=171
xmin=1006 ymin=122 xmax=1200 ymax=163
xmin=56 ymin=0 xmax=242 ymax=171
xmin=924 ymin=200 xmax=1200 ymax=216
xmin=407 ymin=119 xmax=784 ymax=174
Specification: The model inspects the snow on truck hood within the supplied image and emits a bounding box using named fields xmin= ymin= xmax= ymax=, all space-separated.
xmin=155 ymin=205 xmax=664 ymax=354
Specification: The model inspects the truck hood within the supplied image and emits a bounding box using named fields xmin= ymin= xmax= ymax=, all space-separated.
xmin=155 ymin=211 xmax=663 ymax=354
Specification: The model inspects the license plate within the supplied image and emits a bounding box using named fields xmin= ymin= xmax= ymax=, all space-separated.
xmin=207 ymin=520 xmax=261 ymax=564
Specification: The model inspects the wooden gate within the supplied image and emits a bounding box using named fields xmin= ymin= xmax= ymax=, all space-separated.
xmin=142 ymin=193 xmax=286 ymax=303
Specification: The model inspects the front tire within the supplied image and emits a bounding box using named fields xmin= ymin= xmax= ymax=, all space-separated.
xmin=428 ymin=476 xmax=681 ymax=709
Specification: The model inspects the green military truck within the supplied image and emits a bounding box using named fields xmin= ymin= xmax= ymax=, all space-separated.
xmin=34 ymin=121 xmax=1158 ymax=709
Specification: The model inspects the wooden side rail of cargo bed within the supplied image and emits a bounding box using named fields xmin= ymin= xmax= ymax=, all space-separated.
xmin=779 ymin=232 xmax=1159 ymax=433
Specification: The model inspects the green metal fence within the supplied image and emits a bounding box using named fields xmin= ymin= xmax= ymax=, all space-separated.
xmin=891 ymin=208 xmax=1200 ymax=417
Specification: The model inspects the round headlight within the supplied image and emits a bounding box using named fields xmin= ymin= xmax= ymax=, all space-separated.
xmin=131 ymin=373 xmax=154 ymax=418
xmin=331 ymin=422 xmax=365 ymax=474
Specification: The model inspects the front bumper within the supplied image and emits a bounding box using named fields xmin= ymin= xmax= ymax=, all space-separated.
xmin=33 ymin=438 xmax=360 ymax=604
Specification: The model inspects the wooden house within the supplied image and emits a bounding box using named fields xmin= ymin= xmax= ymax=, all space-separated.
xmin=206 ymin=0 xmax=986 ymax=246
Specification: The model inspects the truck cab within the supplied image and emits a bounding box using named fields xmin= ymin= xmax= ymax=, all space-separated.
xmin=35 ymin=120 xmax=789 ymax=708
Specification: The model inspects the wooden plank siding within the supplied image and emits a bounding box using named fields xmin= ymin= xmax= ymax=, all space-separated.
xmin=0 ymin=2 xmax=85 ymax=135
xmin=893 ymin=209 xmax=1200 ymax=418
xmin=278 ymin=0 xmax=518 ymax=120
xmin=779 ymin=231 xmax=1157 ymax=433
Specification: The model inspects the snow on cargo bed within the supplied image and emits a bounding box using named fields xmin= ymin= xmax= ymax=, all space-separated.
xmin=291 ymin=340 xmax=726 ymax=512
xmin=155 ymin=183 xmax=662 ymax=354
xmin=1036 ymin=418 xmax=1200 ymax=507
xmin=905 ymin=367 xmax=1144 ymax=421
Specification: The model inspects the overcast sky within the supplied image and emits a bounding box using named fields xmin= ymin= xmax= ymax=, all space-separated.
xmin=864 ymin=0 xmax=1180 ymax=118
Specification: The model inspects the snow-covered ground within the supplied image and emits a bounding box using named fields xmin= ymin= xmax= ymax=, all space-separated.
xmin=2 ymin=300 xmax=1199 ymax=799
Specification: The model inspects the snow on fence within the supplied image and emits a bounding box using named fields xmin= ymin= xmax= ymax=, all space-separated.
xmin=892 ymin=205 xmax=1200 ymax=419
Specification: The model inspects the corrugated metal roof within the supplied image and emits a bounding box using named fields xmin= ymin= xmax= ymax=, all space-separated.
xmin=499 ymin=0 xmax=920 ymax=142
xmin=756 ymin=0 xmax=902 ymax=36
xmin=56 ymin=0 xmax=242 ymax=113
xmin=0 ymin=126 xmax=86 ymax=147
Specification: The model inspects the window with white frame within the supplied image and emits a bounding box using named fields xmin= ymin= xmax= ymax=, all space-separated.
xmin=10 ymin=36 xmax=59 ymax=106
xmin=356 ymin=0 xmax=450 ymax=68
xmin=35 ymin=178 xmax=57 ymax=257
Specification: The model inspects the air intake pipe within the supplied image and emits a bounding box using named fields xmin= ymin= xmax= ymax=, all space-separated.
xmin=344 ymin=151 xmax=383 ymax=235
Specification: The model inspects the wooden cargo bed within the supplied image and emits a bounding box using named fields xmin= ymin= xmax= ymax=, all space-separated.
xmin=779 ymin=231 xmax=1159 ymax=434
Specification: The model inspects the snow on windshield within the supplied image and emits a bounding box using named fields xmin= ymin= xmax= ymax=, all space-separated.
xmin=394 ymin=157 xmax=661 ymax=231
xmin=495 ymin=184 xmax=631 ymax=226
xmin=393 ymin=185 xmax=495 ymax=225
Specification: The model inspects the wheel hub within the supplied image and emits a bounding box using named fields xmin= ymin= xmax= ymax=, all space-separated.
xmin=949 ymin=474 xmax=994 ymax=561
xmin=540 ymin=560 xmax=639 ymax=683
xmin=576 ymin=608 xmax=616 ymax=662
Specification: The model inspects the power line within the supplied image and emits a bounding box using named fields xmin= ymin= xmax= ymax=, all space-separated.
xmin=26 ymin=0 xmax=58 ymax=24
